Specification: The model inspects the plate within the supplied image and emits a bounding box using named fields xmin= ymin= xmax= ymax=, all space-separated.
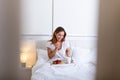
xmin=51 ymin=63 xmax=75 ymax=67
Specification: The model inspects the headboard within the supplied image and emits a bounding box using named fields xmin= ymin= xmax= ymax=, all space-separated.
xmin=36 ymin=39 xmax=97 ymax=50
xmin=22 ymin=35 xmax=97 ymax=50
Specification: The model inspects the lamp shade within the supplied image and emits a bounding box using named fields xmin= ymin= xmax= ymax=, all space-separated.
xmin=20 ymin=52 xmax=28 ymax=63
xmin=20 ymin=40 xmax=37 ymax=68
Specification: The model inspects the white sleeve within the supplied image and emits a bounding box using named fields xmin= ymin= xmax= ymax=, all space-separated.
xmin=46 ymin=41 xmax=51 ymax=48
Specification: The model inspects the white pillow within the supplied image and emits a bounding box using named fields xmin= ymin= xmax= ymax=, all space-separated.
xmin=36 ymin=49 xmax=49 ymax=64
xmin=71 ymin=47 xmax=91 ymax=64
xmin=32 ymin=49 xmax=49 ymax=73
xmin=37 ymin=49 xmax=49 ymax=61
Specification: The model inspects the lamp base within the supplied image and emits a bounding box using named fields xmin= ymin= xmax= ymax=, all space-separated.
xmin=21 ymin=63 xmax=26 ymax=68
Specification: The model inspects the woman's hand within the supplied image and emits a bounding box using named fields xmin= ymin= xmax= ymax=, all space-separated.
xmin=66 ymin=48 xmax=70 ymax=57
xmin=55 ymin=42 xmax=61 ymax=50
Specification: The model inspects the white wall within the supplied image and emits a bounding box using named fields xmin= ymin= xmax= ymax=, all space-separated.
xmin=20 ymin=0 xmax=99 ymax=37
xmin=54 ymin=0 xmax=99 ymax=36
xmin=20 ymin=0 xmax=52 ymax=35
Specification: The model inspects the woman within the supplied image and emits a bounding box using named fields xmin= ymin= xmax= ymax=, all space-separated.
xmin=46 ymin=27 xmax=71 ymax=64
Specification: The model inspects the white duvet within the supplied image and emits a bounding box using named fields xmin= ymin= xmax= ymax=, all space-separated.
xmin=31 ymin=61 xmax=96 ymax=80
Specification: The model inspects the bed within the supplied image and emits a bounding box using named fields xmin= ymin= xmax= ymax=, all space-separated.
xmin=31 ymin=40 xmax=97 ymax=80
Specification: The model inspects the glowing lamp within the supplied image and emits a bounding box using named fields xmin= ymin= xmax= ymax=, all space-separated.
xmin=20 ymin=40 xmax=37 ymax=68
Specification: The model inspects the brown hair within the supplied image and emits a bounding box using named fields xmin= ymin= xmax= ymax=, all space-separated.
xmin=50 ymin=26 xmax=66 ymax=44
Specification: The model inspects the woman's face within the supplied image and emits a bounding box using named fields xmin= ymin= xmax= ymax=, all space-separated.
xmin=55 ymin=31 xmax=65 ymax=42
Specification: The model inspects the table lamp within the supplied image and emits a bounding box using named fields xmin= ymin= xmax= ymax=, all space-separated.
xmin=20 ymin=40 xmax=37 ymax=68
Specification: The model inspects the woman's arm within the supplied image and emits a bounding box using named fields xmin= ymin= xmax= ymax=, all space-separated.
xmin=66 ymin=48 xmax=70 ymax=57
xmin=47 ymin=47 xmax=58 ymax=59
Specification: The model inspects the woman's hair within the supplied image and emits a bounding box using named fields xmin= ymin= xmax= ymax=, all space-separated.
xmin=50 ymin=26 xmax=66 ymax=44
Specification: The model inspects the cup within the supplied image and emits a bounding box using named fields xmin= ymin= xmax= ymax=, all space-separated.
xmin=66 ymin=57 xmax=71 ymax=64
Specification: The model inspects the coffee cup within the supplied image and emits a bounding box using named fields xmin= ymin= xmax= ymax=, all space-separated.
xmin=66 ymin=57 xmax=71 ymax=64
